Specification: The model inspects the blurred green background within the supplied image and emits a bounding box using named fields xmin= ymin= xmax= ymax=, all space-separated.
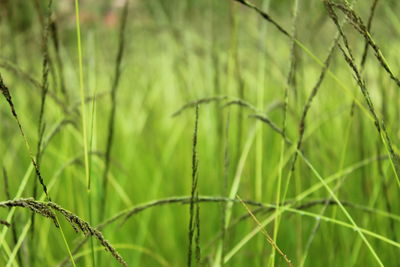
xmin=0 ymin=0 xmax=400 ymax=266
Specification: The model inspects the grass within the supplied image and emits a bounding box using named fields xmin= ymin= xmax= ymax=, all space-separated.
xmin=0 ymin=0 xmax=400 ymax=266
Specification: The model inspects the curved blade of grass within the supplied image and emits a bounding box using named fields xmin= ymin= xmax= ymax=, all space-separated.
xmin=298 ymin=152 xmax=383 ymax=266
xmin=224 ymin=150 xmax=385 ymax=265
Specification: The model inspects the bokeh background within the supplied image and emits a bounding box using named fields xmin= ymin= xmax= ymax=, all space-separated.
xmin=0 ymin=0 xmax=400 ymax=266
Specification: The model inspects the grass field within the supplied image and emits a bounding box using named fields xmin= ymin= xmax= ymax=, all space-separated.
xmin=1 ymin=0 xmax=400 ymax=266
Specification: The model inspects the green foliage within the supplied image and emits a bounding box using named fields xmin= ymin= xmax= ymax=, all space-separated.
xmin=0 ymin=0 xmax=399 ymax=266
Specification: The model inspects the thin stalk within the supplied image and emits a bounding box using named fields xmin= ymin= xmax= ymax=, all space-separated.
xmin=188 ymin=105 xmax=200 ymax=267
xmin=31 ymin=1 xmax=52 ymax=265
xmin=100 ymin=0 xmax=130 ymax=222
xmin=272 ymin=0 xmax=298 ymax=265
xmin=237 ymin=195 xmax=293 ymax=267
xmin=73 ymin=0 xmax=93 ymax=266
xmin=74 ymin=0 xmax=90 ymax=189
xmin=255 ymin=0 xmax=270 ymax=204
xmin=87 ymin=32 xmax=98 ymax=267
